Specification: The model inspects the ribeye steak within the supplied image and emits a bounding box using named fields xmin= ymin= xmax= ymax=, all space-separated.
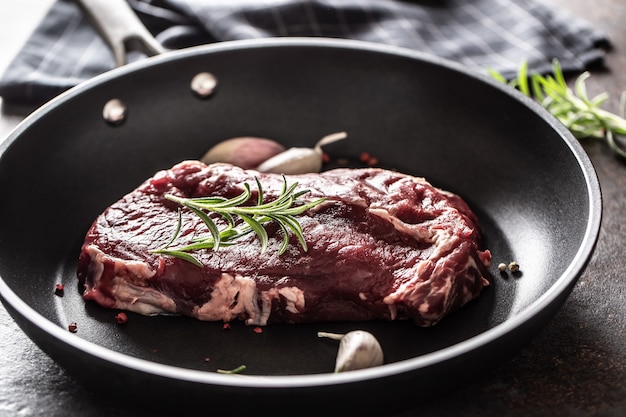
xmin=77 ymin=161 xmax=491 ymax=327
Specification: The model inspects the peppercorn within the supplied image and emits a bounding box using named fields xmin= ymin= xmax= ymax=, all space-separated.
xmin=358 ymin=151 xmax=379 ymax=167
xmin=115 ymin=312 xmax=128 ymax=324
xmin=54 ymin=283 xmax=65 ymax=296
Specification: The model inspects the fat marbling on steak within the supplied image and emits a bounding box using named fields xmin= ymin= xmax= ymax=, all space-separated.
xmin=77 ymin=161 xmax=491 ymax=327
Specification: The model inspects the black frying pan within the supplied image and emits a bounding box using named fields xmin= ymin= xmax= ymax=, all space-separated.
xmin=0 ymin=1 xmax=601 ymax=416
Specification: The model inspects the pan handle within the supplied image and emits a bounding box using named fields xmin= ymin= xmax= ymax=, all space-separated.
xmin=76 ymin=0 xmax=166 ymax=67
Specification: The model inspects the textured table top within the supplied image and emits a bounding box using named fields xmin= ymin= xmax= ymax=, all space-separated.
xmin=1 ymin=1 xmax=625 ymax=416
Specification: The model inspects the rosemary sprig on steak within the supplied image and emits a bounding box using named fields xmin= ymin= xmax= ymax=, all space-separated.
xmin=152 ymin=176 xmax=326 ymax=267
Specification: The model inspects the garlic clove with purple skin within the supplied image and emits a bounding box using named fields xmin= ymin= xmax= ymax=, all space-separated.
xmin=201 ymin=137 xmax=286 ymax=169
xmin=318 ymin=330 xmax=384 ymax=372
xmin=256 ymin=131 xmax=347 ymax=174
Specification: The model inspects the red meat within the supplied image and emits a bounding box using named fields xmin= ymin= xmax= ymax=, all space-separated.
xmin=77 ymin=161 xmax=491 ymax=327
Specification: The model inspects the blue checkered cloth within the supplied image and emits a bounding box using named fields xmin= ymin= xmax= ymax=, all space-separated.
xmin=0 ymin=0 xmax=609 ymax=104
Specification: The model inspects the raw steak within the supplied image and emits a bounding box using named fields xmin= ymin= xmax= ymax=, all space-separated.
xmin=77 ymin=161 xmax=491 ymax=327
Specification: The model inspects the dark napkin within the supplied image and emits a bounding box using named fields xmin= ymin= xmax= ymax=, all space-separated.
xmin=0 ymin=0 xmax=609 ymax=105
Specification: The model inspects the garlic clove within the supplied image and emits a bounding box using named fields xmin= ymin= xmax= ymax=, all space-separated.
xmin=256 ymin=147 xmax=322 ymax=174
xmin=256 ymin=131 xmax=348 ymax=175
xmin=318 ymin=330 xmax=384 ymax=372
xmin=201 ymin=137 xmax=286 ymax=169
xmin=313 ymin=131 xmax=348 ymax=151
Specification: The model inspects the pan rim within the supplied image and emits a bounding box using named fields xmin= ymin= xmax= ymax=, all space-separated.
xmin=0 ymin=37 xmax=602 ymax=389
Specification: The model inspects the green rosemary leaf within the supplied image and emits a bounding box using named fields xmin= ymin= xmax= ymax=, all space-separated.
xmin=153 ymin=249 xmax=204 ymax=268
xmin=213 ymin=183 xmax=252 ymax=209
xmin=158 ymin=208 xmax=183 ymax=250
xmin=273 ymin=213 xmax=303 ymax=235
xmin=574 ymin=72 xmax=592 ymax=106
xmin=217 ymin=365 xmax=246 ymax=374
xmin=189 ymin=206 xmax=223 ymax=251
xmin=215 ymin=228 xmax=241 ymax=241
xmin=167 ymin=240 xmax=216 ymax=252
xmin=238 ymin=213 xmax=269 ymax=253
xmin=292 ymin=189 xmax=311 ymax=199
xmin=273 ymin=218 xmax=292 ymax=255
xmin=254 ymin=181 xmax=297 ymax=211
xmin=516 ymin=60 xmax=530 ymax=97
xmin=187 ymin=196 xmax=227 ymax=205
xmin=552 ymin=59 xmax=566 ymax=89
xmin=280 ymin=197 xmax=327 ymax=216
xmin=254 ymin=176 xmax=264 ymax=206
xmin=606 ymin=130 xmax=626 ymax=159
xmin=252 ymin=195 xmax=294 ymax=213
xmin=590 ymin=92 xmax=609 ymax=108
xmin=273 ymin=213 xmax=308 ymax=252
xmin=487 ymin=68 xmax=507 ymax=84
xmin=530 ymin=74 xmax=545 ymax=103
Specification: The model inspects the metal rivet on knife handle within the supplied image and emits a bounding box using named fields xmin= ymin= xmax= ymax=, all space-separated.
xmin=191 ymin=72 xmax=217 ymax=98
xmin=102 ymin=98 xmax=127 ymax=126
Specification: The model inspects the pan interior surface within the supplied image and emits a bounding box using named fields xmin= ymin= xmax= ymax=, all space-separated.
xmin=0 ymin=39 xmax=600 ymax=407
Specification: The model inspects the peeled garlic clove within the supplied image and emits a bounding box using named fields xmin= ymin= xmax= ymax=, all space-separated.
xmin=318 ymin=330 xmax=384 ymax=372
xmin=256 ymin=147 xmax=322 ymax=174
xmin=313 ymin=131 xmax=348 ymax=151
xmin=201 ymin=137 xmax=286 ymax=169
xmin=256 ymin=131 xmax=347 ymax=174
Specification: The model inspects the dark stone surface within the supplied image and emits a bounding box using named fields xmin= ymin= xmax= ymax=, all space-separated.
xmin=1 ymin=1 xmax=624 ymax=416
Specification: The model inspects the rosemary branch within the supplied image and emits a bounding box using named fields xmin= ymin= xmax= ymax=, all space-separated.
xmin=489 ymin=59 xmax=626 ymax=159
xmin=152 ymin=176 xmax=325 ymax=267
